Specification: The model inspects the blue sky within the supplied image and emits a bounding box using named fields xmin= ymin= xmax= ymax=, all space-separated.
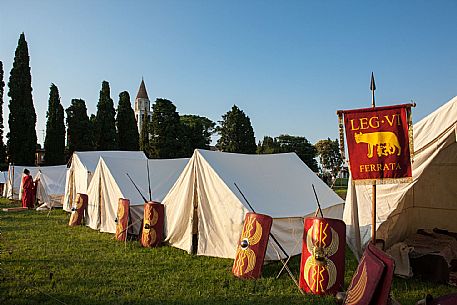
xmin=1 ymin=1 xmax=456 ymax=145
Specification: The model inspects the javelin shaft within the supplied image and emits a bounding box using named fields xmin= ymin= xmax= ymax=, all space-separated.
xmin=126 ymin=173 xmax=148 ymax=203
xmin=146 ymin=160 xmax=152 ymax=201
xmin=312 ymin=184 xmax=324 ymax=218
xmin=234 ymin=182 xmax=290 ymax=259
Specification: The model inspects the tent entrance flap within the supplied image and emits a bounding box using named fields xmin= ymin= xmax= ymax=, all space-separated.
xmin=191 ymin=173 xmax=199 ymax=254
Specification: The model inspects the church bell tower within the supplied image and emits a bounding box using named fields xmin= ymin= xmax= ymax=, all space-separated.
xmin=134 ymin=78 xmax=152 ymax=133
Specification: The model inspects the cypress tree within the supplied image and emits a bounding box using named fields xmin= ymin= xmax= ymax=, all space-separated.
xmin=139 ymin=106 xmax=150 ymax=156
xmin=94 ymin=81 xmax=117 ymax=150
xmin=116 ymin=91 xmax=139 ymax=151
xmin=7 ymin=33 xmax=37 ymax=165
xmin=149 ymin=98 xmax=182 ymax=158
xmin=0 ymin=61 xmax=6 ymax=166
xmin=216 ymin=105 xmax=256 ymax=153
xmin=44 ymin=84 xmax=65 ymax=165
xmin=66 ymin=99 xmax=93 ymax=154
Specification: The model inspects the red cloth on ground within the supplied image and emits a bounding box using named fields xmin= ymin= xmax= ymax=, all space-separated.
xmin=21 ymin=175 xmax=35 ymax=209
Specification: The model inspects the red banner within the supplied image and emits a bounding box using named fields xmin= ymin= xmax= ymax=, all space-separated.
xmin=339 ymin=104 xmax=413 ymax=184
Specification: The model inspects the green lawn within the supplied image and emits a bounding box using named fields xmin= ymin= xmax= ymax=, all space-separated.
xmin=1 ymin=198 xmax=455 ymax=305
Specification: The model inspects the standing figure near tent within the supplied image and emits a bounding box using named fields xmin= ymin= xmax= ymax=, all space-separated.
xmin=22 ymin=168 xmax=38 ymax=209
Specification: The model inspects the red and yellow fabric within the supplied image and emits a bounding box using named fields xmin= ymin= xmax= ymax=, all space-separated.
xmin=21 ymin=175 xmax=36 ymax=209
xmin=299 ymin=217 xmax=346 ymax=295
xmin=115 ymin=198 xmax=130 ymax=241
xmin=232 ymin=212 xmax=272 ymax=279
xmin=344 ymin=243 xmax=394 ymax=305
xmin=69 ymin=193 xmax=88 ymax=226
xmin=140 ymin=201 xmax=164 ymax=248
xmin=338 ymin=104 xmax=414 ymax=184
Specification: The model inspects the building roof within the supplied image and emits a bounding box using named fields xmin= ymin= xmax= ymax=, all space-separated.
xmin=136 ymin=79 xmax=149 ymax=100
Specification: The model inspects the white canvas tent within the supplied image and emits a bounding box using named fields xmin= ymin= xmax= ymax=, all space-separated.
xmin=34 ymin=165 xmax=68 ymax=210
xmin=63 ymin=151 xmax=147 ymax=212
xmin=3 ymin=165 xmax=40 ymax=199
xmin=163 ymin=149 xmax=344 ymax=260
xmin=343 ymin=96 xmax=457 ymax=257
xmin=86 ymin=156 xmax=189 ymax=234
xmin=0 ymin=171 xmax=7 ymax=196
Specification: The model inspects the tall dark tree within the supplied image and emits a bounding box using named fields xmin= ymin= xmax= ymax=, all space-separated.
xmin=149 ymin=98 xmax=182 ymax=158
xmin=139 ymin=106 xmax=150 ymax=156
xmin=7 ymin=33 xmax=37 ymax=165
xmin=0 ymin=61 xmax=6 ymax=166
xmin=66 ymin=99 xmax=93 ymax=154
xmin=256 ymin=136 xmax=281 ymax=154
xmin=216 ymin=105 xmax=256 ymax=153
xmin=94 ymin=81 xmax=117 ymax=150
xmin=315 ymin=138 xmax=343 ymax=181
xmin=180 ymin=114 xmax=215 ymax=156
xmin=44 ymin=84 xmax=65 ymax=165
xmin=276 ymin=134 xmax=318 ymax=172
xmin=116 ymin=91 xmax=139 ymax=151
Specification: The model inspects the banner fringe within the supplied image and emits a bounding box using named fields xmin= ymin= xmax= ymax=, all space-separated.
xmin=352 ymin=177 xmax=413 ymax=185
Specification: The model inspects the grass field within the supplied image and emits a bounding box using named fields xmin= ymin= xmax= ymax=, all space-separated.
xmin=1 ymin=198 xmax=456 ymax=305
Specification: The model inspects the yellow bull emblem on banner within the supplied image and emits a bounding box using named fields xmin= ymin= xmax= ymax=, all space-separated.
xmin=354 ymin=131 xmax=401 ymax=158
xmin=233 ymin=217 xmax=263 ymax=276
xmin=304 ymin=222 xmax=339 ymax=293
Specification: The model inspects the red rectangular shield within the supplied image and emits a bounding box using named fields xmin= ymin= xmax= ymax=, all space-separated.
xmin=299 ymin=217 xmax=346 ymax=295
xmin=115 ymin=198 xmax=130 ymax=241
xmin=339 ymin=104 xmax=413 ymax=184
xmin=140 ymin=201 xmax=164 ymax=248
xmin=232 ymin=212 xmax=273 ymax=279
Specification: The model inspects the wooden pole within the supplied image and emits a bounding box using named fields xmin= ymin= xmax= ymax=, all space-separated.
xmin=370 ymin=72 xmax=377 ymax=244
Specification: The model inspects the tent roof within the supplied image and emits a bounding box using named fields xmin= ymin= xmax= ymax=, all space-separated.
xmin=72 ymin=151 xmax=147 ymax=172
xmin=100 ymin=156 xmax=189 ymax=205
xmin=414 ymin=96 xmax=457 ymax=153
xmin=195 ymin=149 xmax=343 ymax=218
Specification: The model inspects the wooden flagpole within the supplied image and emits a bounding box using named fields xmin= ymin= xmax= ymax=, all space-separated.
xmin=370 ymin=72 xmax=377 ymax=244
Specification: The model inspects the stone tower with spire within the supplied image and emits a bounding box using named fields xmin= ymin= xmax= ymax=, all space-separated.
xmin=134 ymin=78 xmax=152 ymax=133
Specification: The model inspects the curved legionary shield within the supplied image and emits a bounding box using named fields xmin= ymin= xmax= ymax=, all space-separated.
xmin=299 ymin=217 xmax=346 ymax=295
xmin=232 ymin=212 xmax=273 ymax=279
xmin=115 ymin=198 xmax=130 ymax=241
xmin=140 ymin=201 xmax=164 ymax=248
xmin=69 ymin=193 xmax=88 ymax=226
xmin=344 ymin=243 xmax=394 ymax=305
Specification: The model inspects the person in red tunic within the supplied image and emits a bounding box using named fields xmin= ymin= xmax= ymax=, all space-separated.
xmin=21 ymin=168 xmax=38 ymax=209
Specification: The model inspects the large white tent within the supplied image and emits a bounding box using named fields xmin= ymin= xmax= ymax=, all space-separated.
xmin=63 ymin=151 xmax=147 ymax=212
xmin=35 ymin=165 xmax=68 ymax=210
xmin=3 ymin=165 xmax=40 ymax=199
xmin=343 ymin=96 xmax=457 ymax=257
xmin=163 ymin=149 xmax=344 ymax=260
xmin=86 ymin=156 xmax=189 ymax=234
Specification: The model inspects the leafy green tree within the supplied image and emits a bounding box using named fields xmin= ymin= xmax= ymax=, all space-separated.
xmin=180 ymin=114 xmax=215 ymax=156
xmin=66 ymin=99 xmax=93 ymax=154
xmin=94 ymin=81 xmax=117 ymax=150
xmin=116 ymin=91 xmax=139 ymax=151
xmin=0 ymin=61 xmax=6 ymax=167
xmin=7 ymin=33 xmax=37 ymax=165
xmin=315 ymin=138 xmax=343 ymax=181
xmin=216 ymin=105 xmax=256 ymax=153
xmin=149 ymin=98 xmax=183 ymax=158
xmin=139 ymin=107 xmax=150 ymax=157
xmin=256 ymin=136 xmax=281 ymax=154
xmin=44 ymin=84 xmax=65 ymax=165
xmin=276 ymin=134 xmax=318 ymax=172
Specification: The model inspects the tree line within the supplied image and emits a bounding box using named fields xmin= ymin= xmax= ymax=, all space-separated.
xmin=0 ymin=33 xmax=343 ymax=183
